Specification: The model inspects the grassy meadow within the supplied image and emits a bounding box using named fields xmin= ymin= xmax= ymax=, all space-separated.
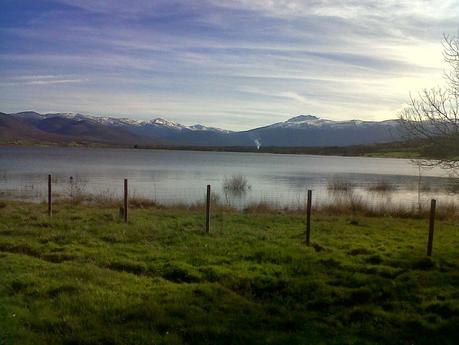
xmin=0 ymin=201 xmax=459 ymax=344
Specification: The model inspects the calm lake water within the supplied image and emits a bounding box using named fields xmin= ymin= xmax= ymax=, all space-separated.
xmin=0 ymin=146 xmax=457 ymax=209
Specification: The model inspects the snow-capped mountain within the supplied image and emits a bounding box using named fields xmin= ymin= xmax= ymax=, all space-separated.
xmin=3 ymin=111 xmax=403 ymax=147
xmin=269 ymin=115 xmax=333 ymax=128
xmin=15 ymin=112 xmax=231 ymax=133
xmin=189 ymin=124 xmax=232 ymax=133
xmin=237 ymin=114 xmax=401 ymax=147
xmin=268 ymin=114 xmax=399 ymax=129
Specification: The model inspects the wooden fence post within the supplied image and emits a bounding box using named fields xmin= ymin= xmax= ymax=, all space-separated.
xmin=427 ymin=199 xmax=436 ymax=257
xmin=206 ymin=184 xmax=211 ymax=233
xmin=48 ymin=174 xmax=52 ymax=217
xmin=306 ymin=189 xmax=312 ymax=246
xmin=124 ymin=178 xmax=128 ymax=223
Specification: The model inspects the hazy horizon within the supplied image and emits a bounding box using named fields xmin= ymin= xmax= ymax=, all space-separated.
xmin=1 ymin=0 xmax=458 ymax=130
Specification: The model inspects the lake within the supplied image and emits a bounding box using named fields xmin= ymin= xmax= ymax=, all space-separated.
xmin=0 ymin=146 xmax=457 ymax=209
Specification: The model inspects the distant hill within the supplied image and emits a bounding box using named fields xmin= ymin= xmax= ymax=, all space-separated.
xmin=2 ymin=112 xmax=162 ymax=146
xmin=0 ymin=113 xmax=68 ymax=144
xmin=1 ymin=111 xmax=403 ymax=147
xmin=231 ymin=115 xmax=401 ymax=147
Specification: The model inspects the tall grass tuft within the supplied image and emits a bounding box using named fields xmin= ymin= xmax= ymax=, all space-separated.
xmin=223 ymin=175 xmax=251 ymax=193
xmin=447 ymin=177 xmax=459 ymax=193
xmin=367 ymin=181 xmax=396 ymax=193
xmin=327 ymin=179 xmax=355 ymax=193
xmin=64 ymin=176 xmax=87 ymax=204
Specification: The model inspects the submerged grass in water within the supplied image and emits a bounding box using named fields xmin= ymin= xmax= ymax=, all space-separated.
xmin=0 ymin=201 xmax=459 ymax=344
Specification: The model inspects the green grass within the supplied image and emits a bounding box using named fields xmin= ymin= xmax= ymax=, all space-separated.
xmin=0 ymin=202 xmax=459 ymax=345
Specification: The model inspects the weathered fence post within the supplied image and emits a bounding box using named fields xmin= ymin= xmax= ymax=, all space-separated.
xmin=306 ymin=189 xmax=312 ymax=246
xmin=124 ymin=178 xmax=128 ymax=223
xmin=427 ymin=199 xmax=436 ymax=257
xmin=206 ymin=184 xmax=211 ymax=233
xmin=48 ymin=174 xmax=52 ymax=217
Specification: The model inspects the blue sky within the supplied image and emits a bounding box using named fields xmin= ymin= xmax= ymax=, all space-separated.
xmin=1 ymin=0 xmax=458 ymax=130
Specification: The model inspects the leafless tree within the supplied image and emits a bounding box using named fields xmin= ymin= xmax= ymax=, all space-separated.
xmin=399 ymin=33 xmax=459 ymax=174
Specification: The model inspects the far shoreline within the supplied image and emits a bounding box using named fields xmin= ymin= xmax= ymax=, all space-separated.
xmin=0 ymin=141 xmax=422 ymax=160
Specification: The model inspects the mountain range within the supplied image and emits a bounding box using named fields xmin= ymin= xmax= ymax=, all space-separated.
xmin=0 ymin=111 xmax=402 ymax=148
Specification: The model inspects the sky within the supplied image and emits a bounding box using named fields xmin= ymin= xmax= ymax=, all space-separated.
xmin=1 ymin=0 xmax=458 ymax=130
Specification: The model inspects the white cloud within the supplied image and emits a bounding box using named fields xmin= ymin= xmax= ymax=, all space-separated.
xmin=0 ymin=75 xmax=88 ymax=86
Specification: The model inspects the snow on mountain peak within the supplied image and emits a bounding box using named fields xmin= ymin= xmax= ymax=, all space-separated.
xmin=268 ymin=114 xmax=395 ymax=130
xmin=189 ymin=124 xmax=233 ymax=133
xmin=150 ymin=117 xmax=186 ymax=129
xmin=189 ymin=124 xmax=206 ymax=130
xmin=9 ymin=111 xmax=399 ymax=136
xmin=269 ymin=114 xmax=332 ymax=129
xmin=287 ymin=115 xmax=319 ymax=122
xmin=14 ymin=112 xmax=230 ymax=132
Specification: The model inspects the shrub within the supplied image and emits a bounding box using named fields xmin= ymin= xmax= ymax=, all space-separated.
xmin=223 ymin=175 xmax=250 ymax=193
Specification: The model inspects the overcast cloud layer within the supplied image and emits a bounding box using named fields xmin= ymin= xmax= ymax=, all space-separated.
xmin=1 ymin=0 xmax=458 ymax=129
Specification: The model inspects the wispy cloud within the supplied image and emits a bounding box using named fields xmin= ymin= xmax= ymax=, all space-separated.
xmin=0 ymin=75 xmax=88 ymax=86
xmin=25 ymin=79 xmax=86 ymax=85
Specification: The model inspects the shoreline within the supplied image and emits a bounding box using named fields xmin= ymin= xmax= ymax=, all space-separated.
xmin=1 ymin=197 xmax=457 ymax=220
xmin=0 ymin=141 xmax=422 ymax=160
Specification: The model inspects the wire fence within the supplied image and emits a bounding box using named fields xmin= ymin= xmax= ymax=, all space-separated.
xmin=19 ymin=175 xmax=454 ymax=259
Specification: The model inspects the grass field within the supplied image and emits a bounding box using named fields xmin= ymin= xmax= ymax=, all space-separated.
xmin=0 ymin=201 xmax=458 ymax=345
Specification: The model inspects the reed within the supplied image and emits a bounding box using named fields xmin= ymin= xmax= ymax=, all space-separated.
xmin=367 ymin=180 xmax=397 ymax=193
xmin=1 ymin=189 xmax=458 ymax=220
xmin=327 ymin=179 xmax=355 ymax=193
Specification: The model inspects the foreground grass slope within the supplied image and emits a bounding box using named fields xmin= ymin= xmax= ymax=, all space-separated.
xmin=0 ymin=202 xmax=458 ymax=345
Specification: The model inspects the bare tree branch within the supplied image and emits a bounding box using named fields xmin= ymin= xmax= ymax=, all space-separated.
xmin=399 ymin=33 xmax=459 ymax=173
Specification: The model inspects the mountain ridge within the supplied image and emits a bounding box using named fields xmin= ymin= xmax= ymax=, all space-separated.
xmin=14 ymin=111 xmax=232 ymax=133
xmin=1 ymin=111 xmax=402 ymax=148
